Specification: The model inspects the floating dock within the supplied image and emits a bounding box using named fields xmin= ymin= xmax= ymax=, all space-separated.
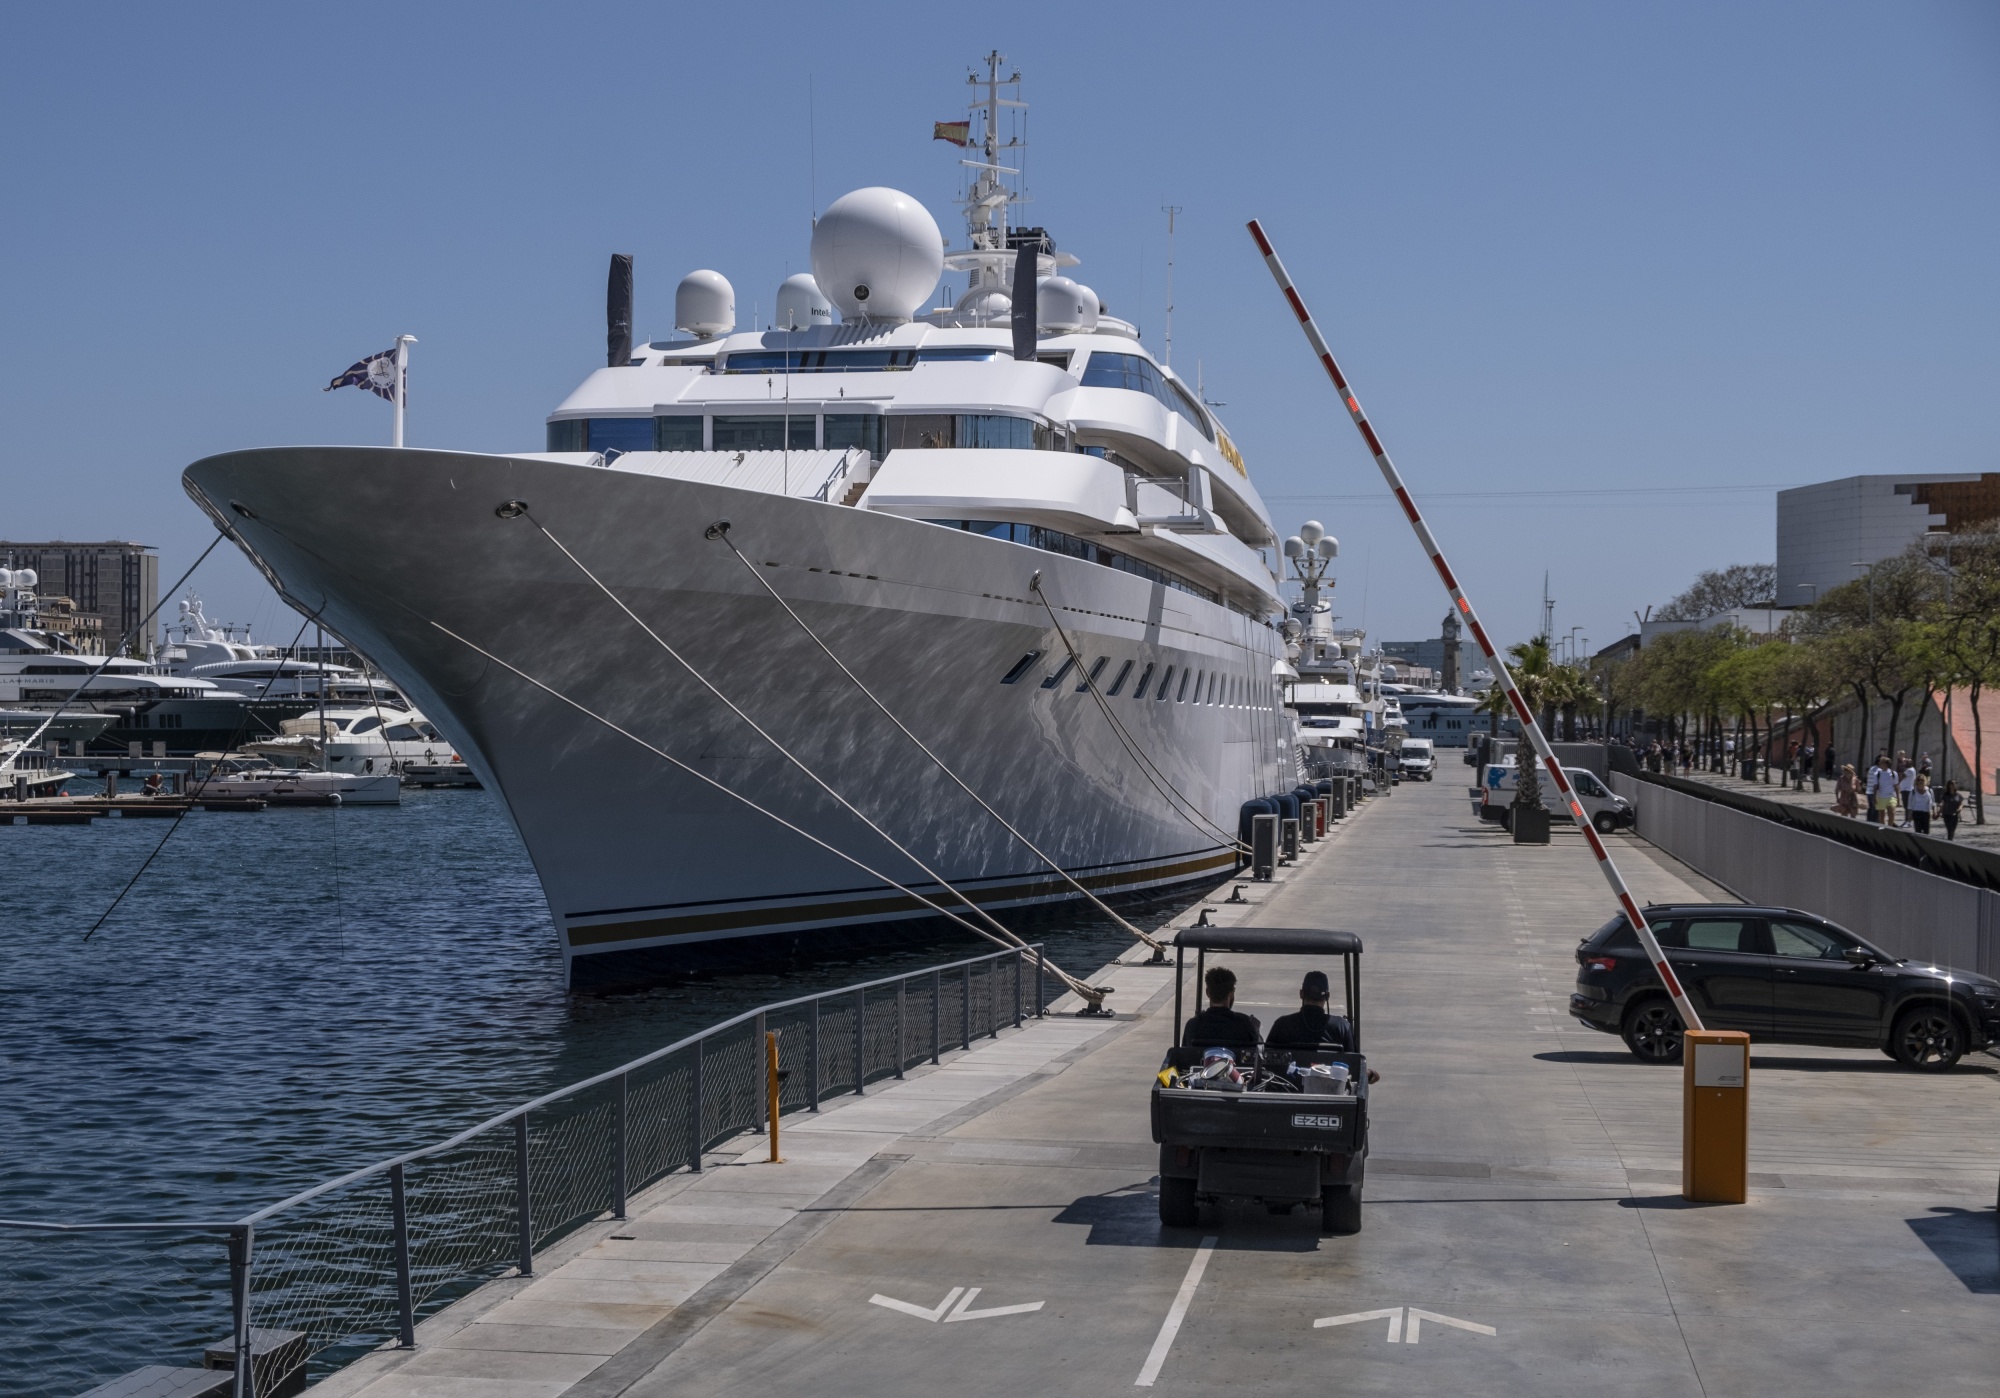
xmin=313 ymin=778 xmax=2000 ymax=1396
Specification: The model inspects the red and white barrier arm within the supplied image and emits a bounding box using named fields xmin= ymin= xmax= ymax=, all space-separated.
xmin=1246 ymin=219 xmax=1704 ymax=1035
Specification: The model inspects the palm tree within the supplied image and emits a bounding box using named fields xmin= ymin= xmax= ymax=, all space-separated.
xmin=1505 ymin=636 xmax=1555 ymax=811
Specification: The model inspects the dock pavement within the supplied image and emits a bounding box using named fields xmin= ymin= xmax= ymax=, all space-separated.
xmin=322 ymin=776 xmax=2000 ymax=1397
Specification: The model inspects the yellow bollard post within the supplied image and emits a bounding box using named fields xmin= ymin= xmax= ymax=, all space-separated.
xmin=1682 ymin=1029 xmax=1749 ymax=1202
xmin=766 ymin=1030 xmax=783 ymax=1164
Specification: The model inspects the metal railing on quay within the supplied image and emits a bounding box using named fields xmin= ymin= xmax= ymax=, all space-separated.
xmin=1 ymin=943 xmax=1051 ymax=1398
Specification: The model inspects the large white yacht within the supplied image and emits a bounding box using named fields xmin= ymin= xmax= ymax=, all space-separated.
xmin=185 ymin=57 xmax=1297 ymax=982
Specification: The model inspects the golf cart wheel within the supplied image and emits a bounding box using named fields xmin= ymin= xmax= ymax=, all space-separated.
xmin=1620 ymin=997 xmax=1684 ymax=1063
xmin=1593 ymin=811 xmax=1618 ymax=834
xmin=1889 ymin=1005 xmax=1965 ymax=1071
xmin=1322 ymin=1184 xmax=1361 ymax=1235
xmin=1159 ymin=1176 xmax=1200 ymax=1227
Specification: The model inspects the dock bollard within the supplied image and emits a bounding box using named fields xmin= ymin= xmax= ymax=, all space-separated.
xmin=1251 ymin=813 xmax=1278 ymax=880
xmin=766 ymin=1031 xmax=783 ymax=1163
xmin=1683 ymin=1030 xmax=1749 ymax=1203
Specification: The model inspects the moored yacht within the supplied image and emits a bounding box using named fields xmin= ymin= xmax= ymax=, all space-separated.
xmin=186 ymin=56 xmax=1297 ymax=982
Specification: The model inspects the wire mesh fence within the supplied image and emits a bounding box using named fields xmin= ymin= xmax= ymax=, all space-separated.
xmin=2 ymin=944 xmax=1050 ymax=1397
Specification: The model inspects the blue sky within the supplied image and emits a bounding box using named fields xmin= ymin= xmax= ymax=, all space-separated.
xmin=2 ymin=1 xmax=1994 ymax=656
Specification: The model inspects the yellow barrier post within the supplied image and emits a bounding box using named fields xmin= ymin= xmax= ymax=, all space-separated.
xmin=1682 ymin=1030 xmax=1749 ymax=1202
xmin=766 ymin=1031 xmax=783 ymax=1164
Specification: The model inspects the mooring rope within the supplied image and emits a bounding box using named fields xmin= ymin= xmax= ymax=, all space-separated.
xmin=228 ymin=508 xmax=1108 ymax=1004
xmin=1027 ymin=575 xmax=1253 ymax=856
xmin=708 ymin=523 xmax=1164 ymax=953
xmin=518 ymin=513 xmax=1100 ymax=982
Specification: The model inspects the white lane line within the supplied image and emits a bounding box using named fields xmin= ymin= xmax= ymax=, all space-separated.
xmin=1135 ymin=1237 xmax=1217 ymax=1387
xmin=1406 ymin=1307 xmax=1497 ymax=1342
xmin=870 ymin=1287 xmax=964 ymax=1321
xmin=1315 ymin=1307 xmax=1404 ymax=1342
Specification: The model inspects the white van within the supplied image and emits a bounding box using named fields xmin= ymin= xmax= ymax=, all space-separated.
xmin=1398 ymin=737 xmax=1436 ymax=781
xmin=1472 ymin=761 xmax=1633 ymax=833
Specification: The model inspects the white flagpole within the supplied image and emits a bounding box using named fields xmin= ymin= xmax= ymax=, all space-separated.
xmin=393 ymin=334 xmax=417 ymax=447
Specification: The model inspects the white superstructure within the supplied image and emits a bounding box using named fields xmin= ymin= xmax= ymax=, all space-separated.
xmin=186 ymin=56 xmax=1297 ymax=982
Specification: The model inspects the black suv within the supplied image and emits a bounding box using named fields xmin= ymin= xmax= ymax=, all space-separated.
xmin=1570 ymin=903 xmax=2000 ymax=1070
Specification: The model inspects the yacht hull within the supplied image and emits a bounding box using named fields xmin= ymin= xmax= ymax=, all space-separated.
xmin=184 ymin=448 xmax=1292 ymax=981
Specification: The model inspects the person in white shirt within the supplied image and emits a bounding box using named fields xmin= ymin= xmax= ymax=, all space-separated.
xmin=1895 ymin=761 xmax=1917 ymax=827
xmin=1907 ymin=774 xmax=1935 ymax=835
xmin=1866 ymin=759 xmax=1897 ymax=824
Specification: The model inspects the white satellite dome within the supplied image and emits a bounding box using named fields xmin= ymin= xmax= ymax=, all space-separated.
xmin=774 ymin=273 xmax=833 ymax=331
xmin=1038 ymin=276 xmax=1095 ymax=334
xmin=810 ymin=187 xmax=943 ymax=323
xmin=0 ymin=567 xmax=35 ymax=588
xmin=953 ymin=287 xmax=1012 ymax=323
xmin=675 ymin=269 xmax=735 ymax=339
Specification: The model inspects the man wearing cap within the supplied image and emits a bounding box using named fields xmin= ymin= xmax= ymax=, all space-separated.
xmin=1267 ymin=971 xmax=1349 ymax=1049
xmin=1181 ymin=965 xmax=1262 ymax=1049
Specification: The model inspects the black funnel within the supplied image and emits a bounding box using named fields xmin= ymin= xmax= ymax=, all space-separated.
xmin=607 ymin=254 xmax=634 ymax=367
xmin=1011 ymin=238 xmax=1040 ymax=361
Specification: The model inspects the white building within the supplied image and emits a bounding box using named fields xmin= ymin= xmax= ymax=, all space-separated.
xmin=1776 ymin=473 xmax=1999 ymax=605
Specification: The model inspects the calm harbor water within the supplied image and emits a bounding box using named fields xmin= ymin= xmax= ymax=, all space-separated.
xmin=0 ymin=786 xmax=1191 ymax=1387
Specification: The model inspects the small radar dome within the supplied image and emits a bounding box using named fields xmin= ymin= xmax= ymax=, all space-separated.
xmin=7 ymin=567 xmax=36 ymax=588
xmin=810 ymin=187 xmax=943 ymax=323
xmin=774 ymin=273 xmax=833 ymax=331
xmin=953 ymin=288 xmax=1012 ymax=323
xmin=1283 ymin=535 xmax=1306 ymax=560
xmin=675 ymin=270 xmax=735 ymax=339
xmin=1317 ymin=534 xmax=1339 ymax=559
xmin=1037 ymin=276 xmax=1095 ymax=334
xmin=1298 ymin=520 xmax=1325 ymax=547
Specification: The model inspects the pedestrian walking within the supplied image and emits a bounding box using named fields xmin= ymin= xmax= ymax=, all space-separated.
xmin=1834 ymin=764 xmax=1859 ymax=818
xmin=1866 ymin=755 xmax=1896 ymax=824
xmin=1908 ymin=774 xmax=1934 ymax=836
xmin=1941 ymin=780 xmax=1964 ymax=841
xmin=1896 ymin=759 xmax=1917 ymax=828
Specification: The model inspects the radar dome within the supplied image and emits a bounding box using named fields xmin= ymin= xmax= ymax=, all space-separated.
xmin=774 ymin=273 xmax=833 ymax=331
xmin=1298 ymin=521 xmax=1325 ymax=546
xmin=953 ymin=288 xmax=1011 ymax=323
xmin=675 ymin=270 xmax=735 ymax=339
xmin=810 ymin=187 xmax=943 ymax=323
xmin=1038 ymin=277 xmax=1096 ymax=334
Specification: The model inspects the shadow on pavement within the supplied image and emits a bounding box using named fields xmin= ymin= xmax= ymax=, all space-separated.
xmin=1618 ymin=1194 xmax=1740 ymax=1210
xmin=1051 ymin=1183 xmax=1320 ymax=1251
xmin=1906 ymin=1207 xmax=2000 ymax=1293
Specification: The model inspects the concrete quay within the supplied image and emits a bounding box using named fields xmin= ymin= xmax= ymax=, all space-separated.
xmin=324 ymin=779 xmax=2000 ymax=1396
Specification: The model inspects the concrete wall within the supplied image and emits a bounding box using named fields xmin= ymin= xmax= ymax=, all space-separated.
xmin=1610 ymin=772 xmax=2000 ymax=979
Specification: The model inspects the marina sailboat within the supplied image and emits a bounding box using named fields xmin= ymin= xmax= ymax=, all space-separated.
xmin=186 ymin=56 xmax=1300 ymax=983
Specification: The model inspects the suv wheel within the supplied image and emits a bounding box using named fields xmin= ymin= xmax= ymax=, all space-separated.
xmin=1889 ymin=1005 xmax=1966 ymax=1071
xmin=1621 ymin=998 xmax=1684 ymax=1063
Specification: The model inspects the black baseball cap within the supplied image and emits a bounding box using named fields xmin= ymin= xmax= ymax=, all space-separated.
xmin=1300 ymin=970 xmax=1330 ymax=998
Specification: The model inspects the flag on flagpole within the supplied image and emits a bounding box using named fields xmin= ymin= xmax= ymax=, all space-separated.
xmin=932 ymin=120 xmax=971 ymax=147
xmin=325 ymin=347 xmax=401 ymax=402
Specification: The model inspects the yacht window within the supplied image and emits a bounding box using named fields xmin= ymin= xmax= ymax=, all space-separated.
xmin=824 ymin=414 xmax=886 ymax=457
xmin=1037 ymin=351 xmax=1074 ymax=372
xmin=886 ymin=415 xmax=956 ymax=450
xmin=1040 ymin=656 xmax=1076 ymax=690
xmin=546 ymin=419 xmax=586 ymax=452
xmin=918 ymin=346 xmax=1007 ymax=363
xmin=1077 ymin=656 xmax=1108 ymax=693
xmin=1079 ymin=352 xmax=1212 ymax=440
xmin=351 ymin=716 xmax=384 ymax=733
xmin=956 ymin=415 xmax=1038 ymax=450
xmin=384 ymin=725 xmax=422 ymax=741
xmin=1156 ymin=665 xmax=1175 ymax=701
xmin=1133 ymin=662 xmax=1156 ymax=699
xmin=578 ymin=417 xmax=655 ymax=455
xmin=722 ymin=348 xmax=917 ymax=373
xmin=1176 ymin=670 xmax=1192 ymax=702
xmin=655 ymin=416 xmax=703 ymax=451
xmin=1106 ymin=659 xmax=1135 ymax=696
xmin=922 ymin=520 xmax=1219 ymax=603
xmin=1000 ymin=651 xmax=1042 ymax=685
xmin=1207 ymin=674 xmax=1219 ymax=704
xmin=712 ymin=416 xmax=814 ymax=452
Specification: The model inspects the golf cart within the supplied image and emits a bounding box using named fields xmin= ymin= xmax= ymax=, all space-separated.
xmin=1152 ymin=926 xmax=1369 ymax=1234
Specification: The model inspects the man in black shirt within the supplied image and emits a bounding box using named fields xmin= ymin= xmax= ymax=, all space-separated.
xmin=1181 ymin=966 xmax=1262 ymax=1049
xmin=1267 ymin=971 xmax=1349 ymax=1050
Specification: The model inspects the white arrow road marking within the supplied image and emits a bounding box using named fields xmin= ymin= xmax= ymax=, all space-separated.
xmin=1135 ymin=1237 xmax=1218 ymax=1387
xmin=1405 ymin=1308 xmax=1497 ymax=1343
xmin=943 ymin=1287 xmax=1045 ymax=1322
xmin=1314 ymin=1308 xmax=1404 ymax=1343
xmin=870 ymin=1287 xmax=965 ymax=1322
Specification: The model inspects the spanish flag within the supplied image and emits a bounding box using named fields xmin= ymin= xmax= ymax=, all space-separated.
xmin=933 ymin=120 xmax=971 ymax=147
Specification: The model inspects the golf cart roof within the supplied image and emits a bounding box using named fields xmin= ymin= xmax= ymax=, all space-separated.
xmin=1172 ymin=927 xmax=1363 ymax=956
